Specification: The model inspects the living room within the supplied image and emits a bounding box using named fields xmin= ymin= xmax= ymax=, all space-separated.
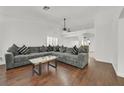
xmin=0 ymin=5 xmax=124 ymax=87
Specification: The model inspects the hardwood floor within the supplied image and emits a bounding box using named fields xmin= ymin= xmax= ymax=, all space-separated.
xmin=0 ymin=58 xmax=124 ymax=86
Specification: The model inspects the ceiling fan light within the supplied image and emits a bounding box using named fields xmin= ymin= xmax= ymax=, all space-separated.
xmin=63 ymin=27 xmax=67 ymax=31
xmin=43 ymin=6 xmax=50 ymax=10
xmin=63 ymin=18 xmax=71 ymax=32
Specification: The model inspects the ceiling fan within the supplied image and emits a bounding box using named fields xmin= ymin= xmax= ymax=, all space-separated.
xmin=42 ymin=7 xmax=71 ymax=32
xmin=63 ymin=18 xmax=71 ymax=32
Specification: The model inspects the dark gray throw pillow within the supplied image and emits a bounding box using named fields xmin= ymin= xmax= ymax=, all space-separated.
xmin=47 ymin=45 xmax=53 ymax=51
xmin=17 ymin=45 xmax=29 ymax=55
xmin=72 ymin=45 xmax=78 ymax=55
xmin=59 ymin=46 xmax=66 ymax=52
xmin=40 ymin=45 xmax=47 ymax=52
xmin=7 ymin=44 xmax=19 ymax=56
xmin=53 ymin=45 xmax=60 ymax=52
xmin=28 ymin=47 xmax=40 ymax=53
xmin=23 ymin=47 xmax=30 ymax=54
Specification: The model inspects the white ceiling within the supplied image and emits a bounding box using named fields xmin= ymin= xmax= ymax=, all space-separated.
xmin=0 ymin=6 xmax=99 ymax=30
xmin=0 ymin=6 xmax=122 ymax=31
xmin=43 ymin=6 xmax=98 ymax=30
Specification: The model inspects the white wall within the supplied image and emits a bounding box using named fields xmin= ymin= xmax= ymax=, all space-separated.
xmin=94 ymin=7 xmax=121 ymax=64
xmin=0 ymin=15 xmax=6 ymax=64
xmin=0 ymin=15 xmax=62 ymax=65
xmin=111 ymin=15 xmax=119 ymax=72
xmin=94 ymin=7 xmax=124 ymax=77
xmin=95 ymin=11 xmax=114 ymax=63
xmin=118 ymin=18 xmax=124 ymax=76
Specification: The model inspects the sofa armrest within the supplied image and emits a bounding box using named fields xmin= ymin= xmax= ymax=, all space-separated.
xmin=78 ymin=53 xmax=89 ymax=68
xmin=5 ymin=52 xmax=14 ymax=69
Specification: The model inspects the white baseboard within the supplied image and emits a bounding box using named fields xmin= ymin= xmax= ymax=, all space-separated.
xmin=0 ymin=63 xmax=5 ymax=65
xmin=95 ymin=58 xmax=112 ymax=64
xmin=0 ymin=60 xmax=5 ymax=65
xmin=96 ymin=58 xmax=124 ymax=77
xmin=112 ymin=63 xmax=119 ymax=77
xmin=96 ymin=58 xmax=124 ymax=78
xmin=0 ymin=57 xmax=5 ymax=65
xmin=111 ymin=62 xmax=124 ymax=78
xmin=116 ymin=72 xmax=124 ymax=77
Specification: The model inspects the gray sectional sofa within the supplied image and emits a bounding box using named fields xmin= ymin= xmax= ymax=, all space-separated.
xmin=5 ymin=45 xmax=89 ymax=70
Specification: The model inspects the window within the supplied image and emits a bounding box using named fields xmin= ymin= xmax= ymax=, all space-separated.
xmin=47 ymin=36 xmax=58 ymax=46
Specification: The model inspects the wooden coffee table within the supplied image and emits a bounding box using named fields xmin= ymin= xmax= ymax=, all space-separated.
xmin=29 ymin=55 xmax=58 ymax=76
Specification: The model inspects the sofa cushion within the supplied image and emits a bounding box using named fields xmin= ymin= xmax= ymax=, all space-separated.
xmin=62 ymin=52 xmax=77 ymax=58
xmin=27 ymin=52 xmax=52 ymax=59
xmin=28 ymin=47 xmax=40 ymax=53
xmin=14 ymin=52 xmax=52 ymax=63
xmin=53 ymin=52 xmax=78 ymax=63
xmin=52 ymin=52 xmax=63 ymax=56
xmin=66 ymin=48 xmax=73 ymax=54
xmin=7 ymin=44 xmax=19 ymax=56
xmin=52 ymin=52 xmax=77 ymax=59
xmin=14 ymin=55 xmax=29 ymax=63
xmin=65 ymin=54 xmax=77 ymax=61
